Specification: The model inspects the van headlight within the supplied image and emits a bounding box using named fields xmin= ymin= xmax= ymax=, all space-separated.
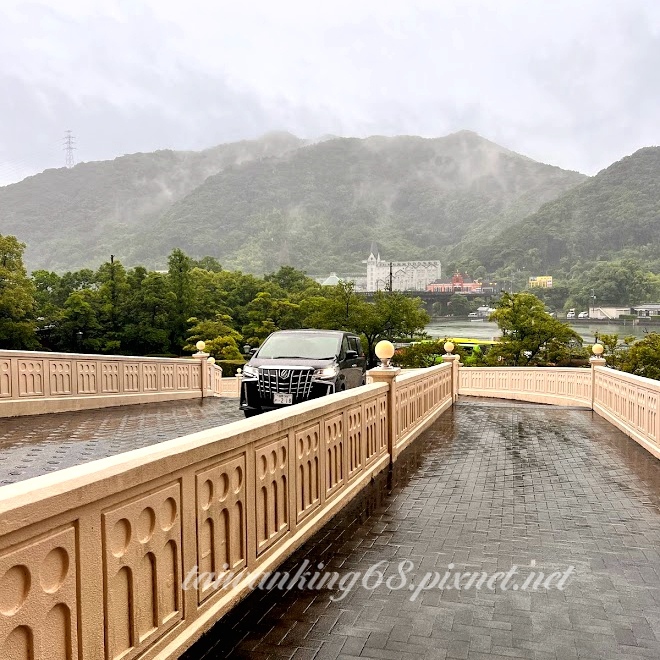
xmin=314 ymin=365 xmax=338 ymax=379
xmin=242 ymin=365 xmax=258 ymax=378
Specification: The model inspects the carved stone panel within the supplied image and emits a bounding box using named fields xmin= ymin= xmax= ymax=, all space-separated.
xmin=0 ymin=526 xmax=78 ymax=660
xmin=324 ymin=413 xmax=344 ymax=499
xmin=49 ymin=361 xmax=72 ymax=396
xmin=102 ymin=483 xmax=182 ymax=660
xmin=101 ymin=362 xmax=120 ymax=393
xmin=364 ymin=399 xmax=379 ymax=464
xmin=196 ymin=455 xmax=247 ymax=604
xmin=347 ymin=405 xmax=363 ymax=480
xmin=142 ymin=364 xmax=158 ymax=391
xmin=295 ymin=423 xmax=320 ymax=523
xmin=76 ymin=362 xmax=98 ymax=395
xmin=160 ymin=364 xmax=175 ymax=391
xmin=255 ymin=436 xmax=289 ymax=554
xmin=123 ymin=364 xmax=140 ymax=393
xmin=18 ymin=359 xmax=44 ymax=397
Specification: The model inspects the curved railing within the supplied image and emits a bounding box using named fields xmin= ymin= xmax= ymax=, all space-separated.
xmin=594 ymin=366 xmax=660 ymax=459
xmin=0 ymin=349 xmax=208 ymax=417
xmin=459 ymin=366 xmax=592 ymax=407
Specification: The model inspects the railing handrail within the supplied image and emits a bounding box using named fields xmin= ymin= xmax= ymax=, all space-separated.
xmin=0 ymin=383 xmax=389 ymax=524
xmin=460 ymin=365 xmax=589 ymax=373
xmin=395 ymin=361 xmax=451 ymax=383
xmin=595 ymin=364 xmax=660 ymax=389
xmin=0 ymin=348 xmax=196 ymax=363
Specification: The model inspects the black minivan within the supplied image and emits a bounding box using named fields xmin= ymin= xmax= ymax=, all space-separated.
xmin=239 ymin=329 xmax=367 ymax=417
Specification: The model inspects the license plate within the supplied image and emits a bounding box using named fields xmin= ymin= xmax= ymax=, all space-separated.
xmin=273 ymin=393 xmax=293 ymax=405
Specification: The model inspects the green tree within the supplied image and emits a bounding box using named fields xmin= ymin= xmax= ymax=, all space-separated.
xmin=55 ymin=289 xmax=103 ymax=352
xmin=167 ymin=248 xmax=194 ymax=350
xmin=392 ymin=340 xmax=445 ymax=368
xmin=264 ymin=266 xmax=316 ymax=294
xmin=487 ymin=292 xmax=581 ymax=366
xmin=569 ymin=260 xmax=659 ymax=308
xmin=447 ymin=293 xmax=472 ymax=316
xmin=242 ymin=292 xmax=302 ymax=344
xmin=95 ymin=257 xmax=130 ymax=352
xmin=185 ymin=314 xmax=243 ymax=360
xmin=0 ymin=235 xmax=38 ymax=348
xmin=619 ymin=333 xmax=660 ymax=381
xmin=121 ymin=269 xmax=175 ymax=354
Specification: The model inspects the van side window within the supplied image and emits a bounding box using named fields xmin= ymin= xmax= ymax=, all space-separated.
xmin=341 ymin=336 xmax=349 ymax=358
xmin=348 ymin=337 xmax=358 ymax=353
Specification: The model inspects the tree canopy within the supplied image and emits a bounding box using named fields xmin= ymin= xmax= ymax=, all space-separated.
xmin=486 ymin=292 xmax=582 ymax=366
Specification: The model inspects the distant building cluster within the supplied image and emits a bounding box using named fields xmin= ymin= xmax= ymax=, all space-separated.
xmin=365 ymin=252 xmax=441 ymax=292
xmin=426 ymin=272 xmax=482 ymax=293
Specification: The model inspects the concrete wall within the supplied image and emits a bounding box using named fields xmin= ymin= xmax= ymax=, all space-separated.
xmin=0 ymin=363 xmax=454 ymax=660
xmin=0 ymin=350 xmax=224 ymax=417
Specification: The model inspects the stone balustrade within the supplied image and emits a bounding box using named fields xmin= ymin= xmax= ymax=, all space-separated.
xmin=458 ymin=365 xmax=593 ymax=407
xmin=458 ymin=361 xmax=660 ymax=459
xmin=2 ymin=353 xmax=660 ymax=660
xmin=594 ymin=366 xmax=660 ymax=459
xmin=0 ymin=364 xmax=454 ymax=660
xmin=0 ymin=350 xmax=215 ymax=417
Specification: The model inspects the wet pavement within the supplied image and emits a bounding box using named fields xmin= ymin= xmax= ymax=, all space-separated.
xmin=183 ymin=399 xmax=660 ymax=660
xmin=0 ymin=397 xmax=243 ymax=486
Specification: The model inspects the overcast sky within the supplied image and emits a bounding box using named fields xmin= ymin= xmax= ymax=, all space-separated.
xmin=2 ymin=0 xmax=660 ymax=185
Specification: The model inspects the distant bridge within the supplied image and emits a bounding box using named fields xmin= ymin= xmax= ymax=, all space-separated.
xmin=358 ymin=289 xmax=496 ymax=313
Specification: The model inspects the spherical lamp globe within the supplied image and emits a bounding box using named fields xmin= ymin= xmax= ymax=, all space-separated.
xmin=375 ymin=340 xmax=395 ymax=368
xmin=195 ymin=340 xmax=206 ymax=352
xmin=444 ymin=341 xmax=455 ymax=354
xmin=592 ymin=343 xmax=604 ymax=356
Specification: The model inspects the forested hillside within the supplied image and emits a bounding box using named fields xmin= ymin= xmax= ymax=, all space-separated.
xmin=464 ymin=147 xmax=660 ymax=273
xmin=0 ymin=131 xmax=585 ymax=274
xmin=0 ymin=132 xmax=304 ymax=271
xmin=144 ymin=131 xmax=586 ymax=275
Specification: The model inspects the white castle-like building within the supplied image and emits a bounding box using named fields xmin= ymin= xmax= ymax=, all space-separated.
xmin=365 ymin=252 xmax=441 ymax=292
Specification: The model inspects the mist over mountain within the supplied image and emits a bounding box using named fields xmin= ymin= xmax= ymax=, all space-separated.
xmin=1 ymin=130 xmax=588 ymax=275
xmin=139 ymin=131 xmax=586 ymax=275
xmin=0 ymin=132 xmax=304 ymax=271
xmin=463 ymin=147 xmax=660 ymax=273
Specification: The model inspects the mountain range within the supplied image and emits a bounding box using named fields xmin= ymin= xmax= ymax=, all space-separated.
xmin=459 ymin=146 xmax=660 ymax=273
xmin=2 ymin=130 xmax=657 ymax=278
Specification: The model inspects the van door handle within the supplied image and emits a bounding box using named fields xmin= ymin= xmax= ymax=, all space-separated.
xmin=351 ymin=364 xmax=357 ymax=367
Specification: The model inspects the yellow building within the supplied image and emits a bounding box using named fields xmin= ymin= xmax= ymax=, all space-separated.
xmin=529 ymin=276 xmax=553 ymax=289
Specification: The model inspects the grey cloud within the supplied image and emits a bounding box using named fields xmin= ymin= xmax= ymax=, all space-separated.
xmin=1 ymin=0 xmax=660 ymax=185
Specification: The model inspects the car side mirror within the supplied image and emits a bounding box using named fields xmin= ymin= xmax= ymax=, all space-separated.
xmin=346 ymin=350 xmax=358 ymax=360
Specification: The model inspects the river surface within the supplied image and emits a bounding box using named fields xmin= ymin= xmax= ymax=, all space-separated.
xmin=425 ymin=319 xmax=650 ymax=343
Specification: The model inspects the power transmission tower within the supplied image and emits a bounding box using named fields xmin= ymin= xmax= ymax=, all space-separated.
xmin=63 ymin=130 xmax=76 ymax=168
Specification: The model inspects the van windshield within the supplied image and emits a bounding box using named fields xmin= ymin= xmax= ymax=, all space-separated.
xmin=257 ymin=334 xmax=341 ymax=360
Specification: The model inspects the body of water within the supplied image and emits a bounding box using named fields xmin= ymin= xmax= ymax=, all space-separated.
xmin=425 ymin=319 xmax=650 ymax=344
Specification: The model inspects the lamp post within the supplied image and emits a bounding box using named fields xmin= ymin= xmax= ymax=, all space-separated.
xmin=193 ymin=340 xmax=210 ymax=398
xmin=374 ymin=340 xmax=395 ymax=368
xmin=442 ymin=340 xmax=460 ymax=401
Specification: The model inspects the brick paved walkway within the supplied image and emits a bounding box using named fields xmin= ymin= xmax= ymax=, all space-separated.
xmin=0 ymin=397 xmax=243 ymax=485
xmin=184 ymin=399 xmax=660 ymax=660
